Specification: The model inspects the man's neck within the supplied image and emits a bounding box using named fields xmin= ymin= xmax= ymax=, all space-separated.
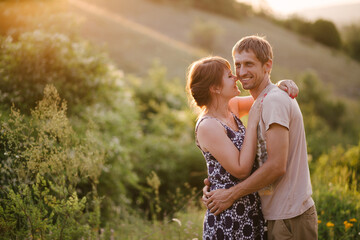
xmin=250 ymin=79 xmax=271 ymax=100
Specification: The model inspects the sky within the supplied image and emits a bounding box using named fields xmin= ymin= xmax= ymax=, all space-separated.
xmin=238 ymin=0 xmax=360 ymax=15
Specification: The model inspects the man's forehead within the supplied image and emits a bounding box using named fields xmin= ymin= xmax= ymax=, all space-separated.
xmin=233 ymin=50 xmax=257 ymax=62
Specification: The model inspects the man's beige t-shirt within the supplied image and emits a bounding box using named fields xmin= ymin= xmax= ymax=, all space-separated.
xmin=255 ymin=84 xmax=314 ymax=220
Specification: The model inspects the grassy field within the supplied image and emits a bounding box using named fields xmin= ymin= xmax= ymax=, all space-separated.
xmin=68 ymin=0 xmax=360 ymax=100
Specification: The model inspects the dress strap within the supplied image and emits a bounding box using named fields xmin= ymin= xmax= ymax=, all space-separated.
xmin=195 ymin=116 xmax=225 ymax=151
xmin=231 ymin=112 xmax=243 ymax=129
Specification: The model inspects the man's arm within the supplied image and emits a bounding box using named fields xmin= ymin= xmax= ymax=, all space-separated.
xmin=205 ymin=123 xmax=289 ymax=215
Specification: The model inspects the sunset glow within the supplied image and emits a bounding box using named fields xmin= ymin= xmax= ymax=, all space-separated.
xmin=238 ymin=0 xmax=360 ymax=15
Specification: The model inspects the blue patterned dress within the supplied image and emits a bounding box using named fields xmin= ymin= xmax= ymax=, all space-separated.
xmin=195 ymin=113 xmax=266 ymax=240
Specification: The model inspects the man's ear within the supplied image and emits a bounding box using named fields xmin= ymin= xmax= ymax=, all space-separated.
xmin=264 ymin=59 xmax=273 ymax=74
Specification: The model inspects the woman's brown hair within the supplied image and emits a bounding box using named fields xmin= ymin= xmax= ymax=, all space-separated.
xmin=186 ymin=56 xmax=231 ymax=111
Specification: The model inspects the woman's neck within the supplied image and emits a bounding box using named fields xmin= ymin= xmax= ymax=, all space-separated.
xmin=206 ymin=102 xmax=231 ymax=119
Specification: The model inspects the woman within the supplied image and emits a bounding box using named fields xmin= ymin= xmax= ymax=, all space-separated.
xmin=186 ymin=56 xmax=298 ymax=239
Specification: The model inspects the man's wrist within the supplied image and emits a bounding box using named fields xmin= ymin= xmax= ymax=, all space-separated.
xmin=229 ymin=186 xmax=241 ymax=203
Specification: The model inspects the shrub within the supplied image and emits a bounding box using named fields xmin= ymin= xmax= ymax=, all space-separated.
xmin=310 ymin=19 xmax=342 ymax=49
xmin=189 ymin=19 xmax=221 ymax=51
xmin=0 ymin=85 xmax=104 ymax=239
xmin=296 ymin=72 xmax=358 ymax=159
xmin=281 ymin=16 xmax=313 ymax=36
xmin=0 ymin=31 xmax=111 ymax=114
xmin=342 ymin=23 xmax=360 ymax=62
xmin=127 ymin=63 xmax=206 ymax=219
xmin=74 ymin=69 xmax=143 ymax=223
xmin=0 ymin=28 xmax=144 ymax=226
xmin=312 ymin=142 xmax=360 ymax=239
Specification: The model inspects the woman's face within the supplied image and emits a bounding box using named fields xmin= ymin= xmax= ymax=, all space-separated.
xmin=218 ymin=67 xmax=240 ymax=98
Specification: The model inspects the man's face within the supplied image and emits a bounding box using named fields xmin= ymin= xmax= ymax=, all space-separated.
xmin=233 ymin=50 xmax=270 ymax=91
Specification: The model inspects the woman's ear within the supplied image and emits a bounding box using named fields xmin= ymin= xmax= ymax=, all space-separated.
xmin=210 ymin=85 xmax=221 ymax=95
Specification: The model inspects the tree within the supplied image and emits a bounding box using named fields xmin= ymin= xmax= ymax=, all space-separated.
xmin=190 ymin=19 xmax=221 ymax=51
xmin=343 ymin=23 xmax=360 ymax=62
xmin=282 ymin=15 xmax=313 ymax=36
xmin=311 ymin=19 xmax=342 ymax=49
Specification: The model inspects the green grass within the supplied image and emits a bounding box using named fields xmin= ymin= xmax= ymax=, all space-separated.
xmin=104 ymin=205 xmax=204 ymax=240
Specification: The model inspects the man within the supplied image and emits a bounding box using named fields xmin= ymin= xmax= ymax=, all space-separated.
xmin=203 ymin=35 xmax=318 ymax=240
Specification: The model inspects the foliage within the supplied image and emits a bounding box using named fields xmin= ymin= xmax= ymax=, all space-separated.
xmin=0 ymin=28 xmax=143 ymax=225
xmin=107 ymin=203 xmax=204 ymax=240
xmin=276 ymin=16 xmax=342 ymax=49
xmin=0 ymin=31 xmax=111 ymax=114
xmin=296 ymin=72 xmax=359 ymax=159
xmin=311 ymin=19 xmax=342 ymax=49
xmin=342 ymin=23 xmax=360 ymax=62
xmin=64 ymin=61 xmax=143 ymax=223
xmin=0 ymin=85 xmax=104 ymax=239
xmin=190 ymin=19 xmax=221 ymax=51
xmin=0 ymin=2 xmax=359 ymax=237
xmin=126 ymin=63 xmax=205 ymax=219
xmin=312 ymin=142 xmax=360 ymax=240
xmin=279 ymin=15 xmax=313 ymax=36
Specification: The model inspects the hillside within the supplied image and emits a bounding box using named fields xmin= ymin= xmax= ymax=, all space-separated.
xmin=296 ymin=2 xmax=360 ymax=26
xmin=68 ymin=0 xmax=360 ymax=100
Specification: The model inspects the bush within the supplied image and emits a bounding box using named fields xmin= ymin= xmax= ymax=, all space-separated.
xmin=74 ymin=69 xmax=143 ymax=223
xmin=189 ymin=19 xmax=221 ymax=51
xmin=127 ymin=63 xmax=206 ymax=219
xmin=310 ymin=19 xmax=342 ymax=49
xmin=0 ymin=85 xmax=104 ymax=239
xmin=342 ymin=23 xmax=360 ymax=62
xmin=276 ymin=17 xmax=343 ymax=51
xmin=0 ymin=28 xmax=144 ymax=226
xmin=0 ymin=31 xmax=111 ymax=114
xmin=312 ymin=142 xmax=360 ymax=239
xmin=296 ymin=72 xmax=358 ymax=158
xmin=281 ymin=15 xmax=313 ymax=36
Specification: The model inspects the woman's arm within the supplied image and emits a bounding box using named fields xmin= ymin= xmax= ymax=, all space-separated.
xmin=229 ymin=79 xmax=299 ymax=117
xmin=197 ymin=104 xmax=261 ymax=179
xmin=229 ymin=96 xmax=253 ymax=118
xmin=276 ymin=79 xmax=299 ymax=98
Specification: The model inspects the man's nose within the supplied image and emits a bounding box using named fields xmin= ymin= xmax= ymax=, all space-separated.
xmin=238 ymin=66 xmax=247 ymax=77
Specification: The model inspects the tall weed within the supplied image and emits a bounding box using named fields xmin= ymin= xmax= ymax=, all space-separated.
xmin=0 ymin=85 xmax=104 ymax=238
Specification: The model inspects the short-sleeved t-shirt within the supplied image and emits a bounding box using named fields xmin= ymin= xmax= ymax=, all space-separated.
xmin=255 ymin=83 xmax=314 ymax=220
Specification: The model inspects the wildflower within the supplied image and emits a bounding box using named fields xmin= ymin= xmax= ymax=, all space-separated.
xmin=326 ymin=221 xmax=334 ymax=227
xmin=344 ymin=221 xmax=354 ymax=231
xmin=318 ymin=220 xmax=322 ymax=224
xmin=350 ymin=218 xmax=357 ymax=222
xmin=172 ymin=218 xmax=182 ymax=227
